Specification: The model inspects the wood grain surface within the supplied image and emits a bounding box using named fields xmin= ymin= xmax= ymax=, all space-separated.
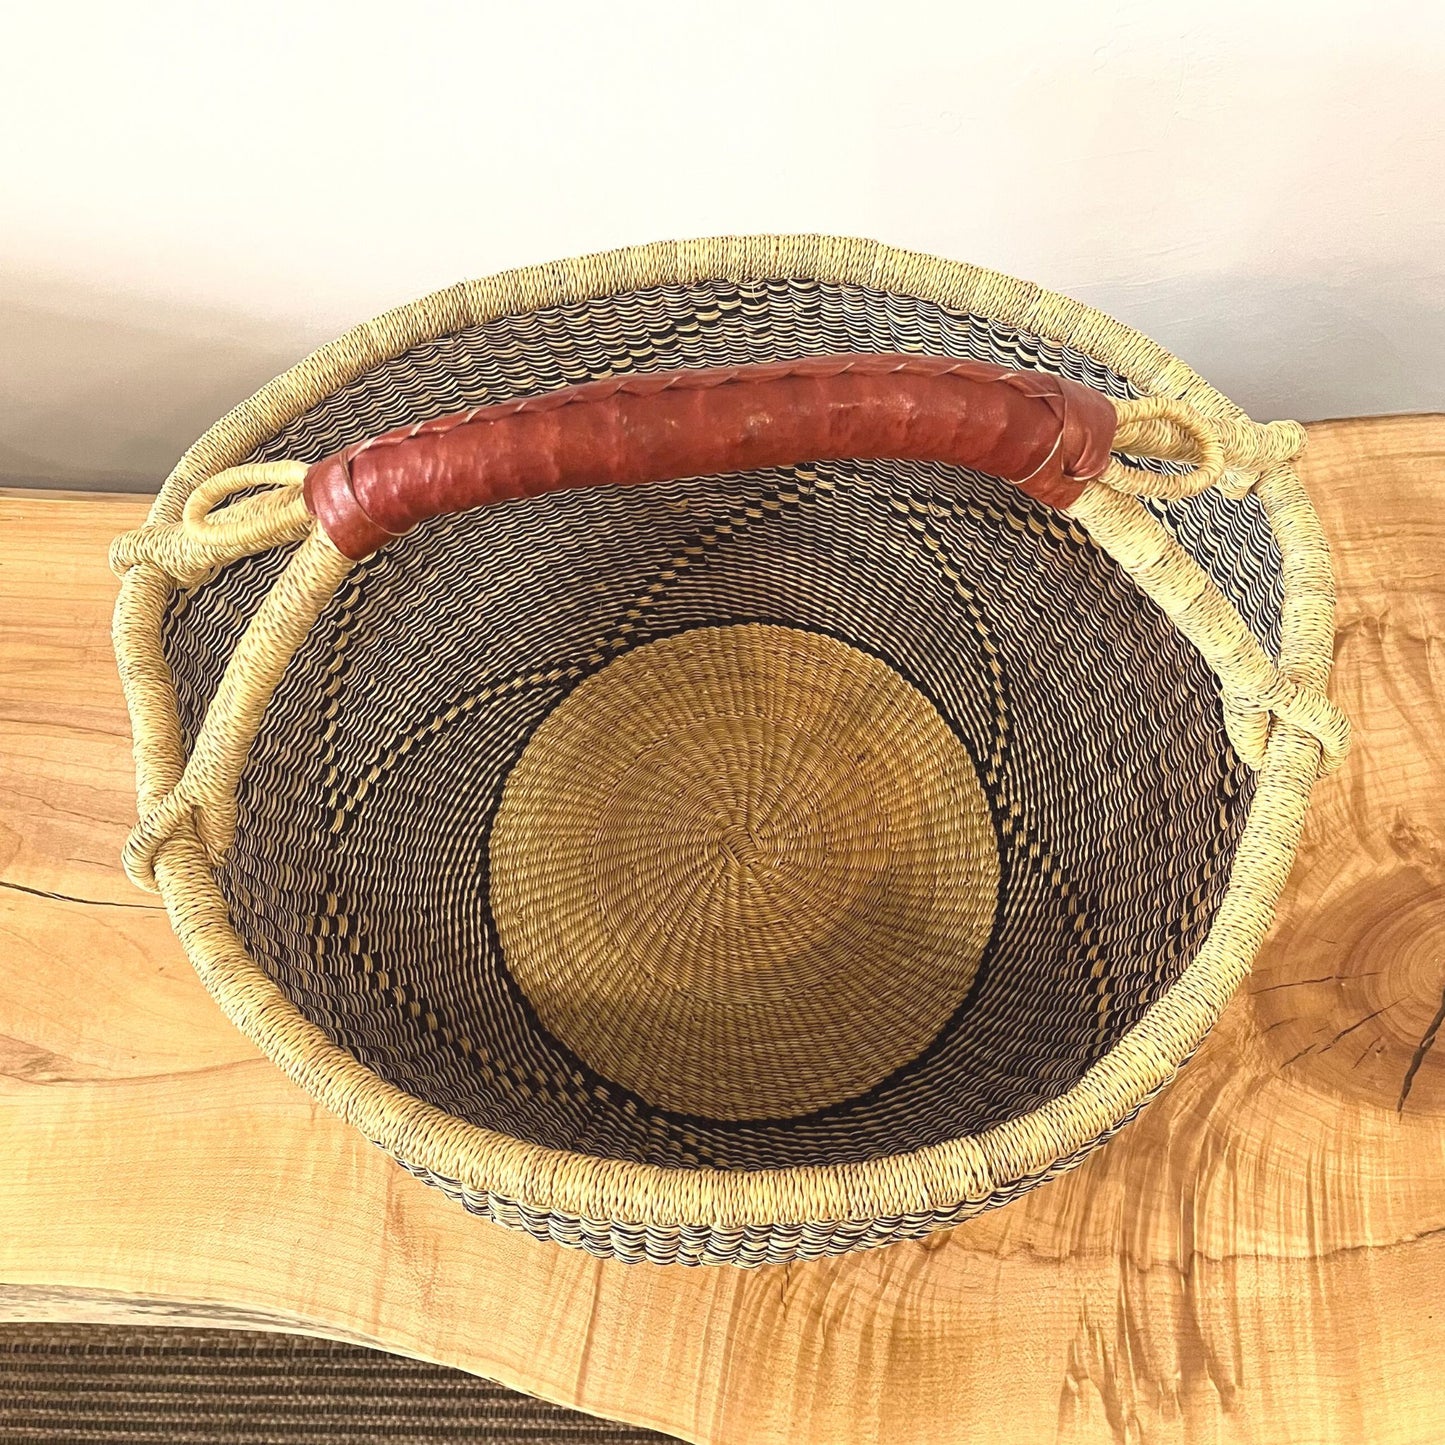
xmin=2 ymin=416 xmax=1442 ymax=1445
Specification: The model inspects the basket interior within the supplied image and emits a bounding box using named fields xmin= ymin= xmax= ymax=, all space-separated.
xmin=161 ymin=277 xmax=1282 ymax=1171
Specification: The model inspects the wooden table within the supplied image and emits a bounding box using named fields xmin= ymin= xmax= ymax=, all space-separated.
xmin=2 ymin=416 xmax=1442 ymax=1445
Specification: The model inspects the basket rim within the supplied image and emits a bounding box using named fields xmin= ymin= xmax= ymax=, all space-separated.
xmin=120 ymin=234 xmax=1335 ymax=1229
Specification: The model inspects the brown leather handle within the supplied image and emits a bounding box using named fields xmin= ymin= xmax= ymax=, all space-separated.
xmin=302 ymin=354 xmax=1118 ymax=561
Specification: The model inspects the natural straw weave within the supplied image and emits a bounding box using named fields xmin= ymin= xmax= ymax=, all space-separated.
xmin=112 ymin=236 xmax=1348 ymax=1266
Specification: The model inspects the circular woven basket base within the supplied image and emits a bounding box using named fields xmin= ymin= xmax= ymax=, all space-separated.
xmin=489 ymin=624 xmax=1001 ymax=1120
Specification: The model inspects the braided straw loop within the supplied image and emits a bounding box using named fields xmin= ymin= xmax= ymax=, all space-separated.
xmin=1080 ymin=401 xmax=1349 ymax=773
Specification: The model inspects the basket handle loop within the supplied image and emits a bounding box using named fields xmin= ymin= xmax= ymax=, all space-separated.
xmin=112 ymin=468 xmax=354 ymax=890
xmin=1108 ymin=395 xmax=1308 ymax=501
xmin=1070 ymin=392 xmax=1347 ymax=774
xmin=111 ymin=358 xmax=1347 ymax=891
xmin=1067 ymin=476 xmax=1350 ymax=774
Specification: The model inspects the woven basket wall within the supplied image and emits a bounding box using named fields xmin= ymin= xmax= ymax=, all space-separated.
xmin=112 ymin=236 xmax=1343 ymax=1266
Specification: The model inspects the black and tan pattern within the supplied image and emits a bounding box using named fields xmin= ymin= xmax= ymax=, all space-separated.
xmin=156 ymin=280 xmax=1265 ymax=1175
xmin=0 ymin=1325 xmax=675 ymax=1443
xmin=113 ymin=239 xmax=1343 ymax=1264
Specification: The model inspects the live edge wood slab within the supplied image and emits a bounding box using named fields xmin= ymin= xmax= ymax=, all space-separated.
xmin=1 ymin=415 xmax=1442 ymax=1445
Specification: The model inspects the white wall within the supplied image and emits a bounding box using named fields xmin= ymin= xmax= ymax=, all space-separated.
xmin=2 ymin=0 xmax=1441 ymax=490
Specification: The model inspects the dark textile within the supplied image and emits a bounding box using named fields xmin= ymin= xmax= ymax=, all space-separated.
xmin=0 ymin=1324 xmax=677 ymax=1444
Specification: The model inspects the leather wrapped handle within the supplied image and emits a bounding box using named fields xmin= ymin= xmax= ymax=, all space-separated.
xmin=303 ymin=354 xmax=1119 ymax=561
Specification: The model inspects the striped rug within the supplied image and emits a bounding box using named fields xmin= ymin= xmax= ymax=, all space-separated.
xmin=0 ymin=1325 xmax=677 ymax=1444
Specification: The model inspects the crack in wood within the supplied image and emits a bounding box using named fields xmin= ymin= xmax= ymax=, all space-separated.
xmin=1326 ymin=1003 xmax=1398 ymax=1050
xmin=0 ymin=878 xmax=162 ymax=911
xmin=1398 ymin=982 xmax=1445 ymax=1114
xmin=1356 ymin=1034 xmax=1387 ymax=1068
xmin=1250 ymin=972 xmax=1378 ymax=995
xmin=1279 ymin=1002 xmax=1400 ymax=1071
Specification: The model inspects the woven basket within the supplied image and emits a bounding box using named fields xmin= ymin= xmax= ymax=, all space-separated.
xmin=112 ymin=236 xmax=1349 ymax=1267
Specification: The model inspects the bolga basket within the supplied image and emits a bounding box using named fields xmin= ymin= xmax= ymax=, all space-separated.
xmin=112 ymin=236 xmax=1350 ymax=1267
